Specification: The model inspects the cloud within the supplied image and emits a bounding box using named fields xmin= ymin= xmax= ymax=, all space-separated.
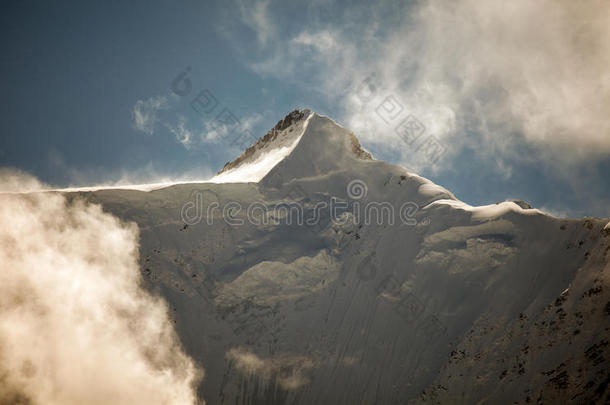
xmin=199 ymin=111 xmax=263 ymax=148
xmin=132 ymin=96 xmax=169 ymax=135
xmin=166 ymin=116 xmax=194 ymax=148
xmin=0 ymin=168 xmax=49 ymax=193
xmin=236 ymin=0 xmax=273 ymax=45
xmin=132 ymin=85 xmax=265 ymax=153
xmin=201 ymin=119 xmax=231 ymax=143
xmin=165 ymin=111 xmax=262 ymax=151
xmin=376 ymin=0 xmax=610 ymax=163
xmin=0 ymin=171 xmax=203 ymax=404
xmin=226 ymin=347 xmax=314 ymax=390
xmin=222 ymin=0 xmax=610 ymax=173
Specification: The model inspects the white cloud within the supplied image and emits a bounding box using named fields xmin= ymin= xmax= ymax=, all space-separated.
xmin=132 ymin=89 xmax=264 ymax=151
xmin=292 ymin=30 xmax=339 ymax=52
xmin=0 ymin=168 xmax=49 ymax=192
xmin=380 ymin=0 xmax=610 ymax=163
xmin=132 ymin=96 xmax=169 ymax=135
xmin=224 ymin=0 xmax=610 ymax=172
xmin=166 ymin=116 xmax=194 ymax=148
xmin=200 ymin=112 xmax=263 ymax=147
xmin=0 ymin=171 xmax=203 ymax=405
xmin=236 ymin=0 xmax=273 ymax=45
xmin=200 ymin=119 xmax=231 ymax=143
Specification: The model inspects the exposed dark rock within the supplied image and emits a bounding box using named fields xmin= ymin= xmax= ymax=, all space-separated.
xmin=509 ymin=199 xmax=533 ymax=209
xmin=217 ymin=109 xmax=311 ymax=175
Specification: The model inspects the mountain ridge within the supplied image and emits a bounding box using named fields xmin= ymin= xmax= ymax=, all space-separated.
xmin=215 ymin=110 xmax=373 ymax=184
xmin=217 ymin=109 xmax=312 ymax=175
xmin=59 ymin=110 xmax=610 ymax=404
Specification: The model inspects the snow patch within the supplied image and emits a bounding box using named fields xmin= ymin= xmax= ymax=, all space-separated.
xmin=209 ymin=135 xmax=303 ymax=183
xmin=216 ymin=250 xmax=338 ymax=306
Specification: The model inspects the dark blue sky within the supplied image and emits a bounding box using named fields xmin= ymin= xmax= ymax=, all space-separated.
xmin=1 ymin=0 xmax=609 ymax=218
xmin=1 ymin=0 xmax=266 ymax=182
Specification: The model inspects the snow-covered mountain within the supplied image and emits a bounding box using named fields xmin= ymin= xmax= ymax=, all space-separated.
xmin=70 ymin=110 xmax=610 ymax=404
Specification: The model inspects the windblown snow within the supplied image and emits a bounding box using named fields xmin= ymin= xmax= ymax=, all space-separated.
xmin=42 ymin=111 xmax=313 ymax=192
xmin=210 ymin=112 xmax=312 ymax=183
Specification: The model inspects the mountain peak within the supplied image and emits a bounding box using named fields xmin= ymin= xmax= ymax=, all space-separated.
xmin=212 ymin=109 xmax=372 ymax=183
xmin=217 ymin=109 xmax=311 ymax=176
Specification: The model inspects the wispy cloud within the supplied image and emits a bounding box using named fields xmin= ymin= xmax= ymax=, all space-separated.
xmin=375 ymin=0 xmax=610 ymax=163
xmin=132 ymin=84 xmax=265 ymax=153
xmin=132 ymin=95 xmax=169 ymax=135
xmin=166 ymin=116 xmax=194 ymax=148
xmin=227 ymin=347 xmax=314 ymax=390
xmin=236 ymin=0 xmax=273 ymax=45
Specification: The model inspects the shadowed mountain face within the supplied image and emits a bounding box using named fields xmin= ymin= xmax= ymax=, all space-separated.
xmin=70 ymin=111 xmax=610 ymax=404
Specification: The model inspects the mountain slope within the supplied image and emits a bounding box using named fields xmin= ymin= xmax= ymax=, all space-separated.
xmin=65 ymin=110 xmax=610 ymax=404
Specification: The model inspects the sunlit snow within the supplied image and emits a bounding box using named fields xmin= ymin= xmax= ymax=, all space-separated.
xmin=425 ymin=199 xmax=544 ymax=220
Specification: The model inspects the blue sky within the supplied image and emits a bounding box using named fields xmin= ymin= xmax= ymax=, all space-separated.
xmin=1 ymin=0 xmax=609 ymax=218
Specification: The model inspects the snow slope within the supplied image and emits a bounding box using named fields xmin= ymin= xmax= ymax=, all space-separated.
xmin=59 ymin=110 xmax=610 ymax=404
xmin=210 ymin=110 xmax=313 ymax=183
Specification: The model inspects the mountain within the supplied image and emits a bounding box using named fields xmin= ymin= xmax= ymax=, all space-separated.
xmin=69 ymin=110 xmax=610 ymax=404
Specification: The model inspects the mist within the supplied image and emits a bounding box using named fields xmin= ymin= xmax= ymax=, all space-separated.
xmin=0 ymin=172 xmax=203 ymax=405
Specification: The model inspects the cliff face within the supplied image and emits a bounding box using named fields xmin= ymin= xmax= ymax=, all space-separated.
xmin=71 ymin=111 xmax=610 ymax=404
